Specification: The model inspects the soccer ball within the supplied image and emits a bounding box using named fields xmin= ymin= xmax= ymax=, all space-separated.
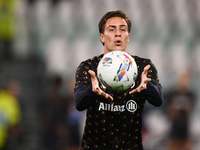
xmin=97 ymin=51 xmax=138 ymax=91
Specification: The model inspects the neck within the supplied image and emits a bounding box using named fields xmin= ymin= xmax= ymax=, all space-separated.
xmin=104 ymin=49 xmax=126 ymax=55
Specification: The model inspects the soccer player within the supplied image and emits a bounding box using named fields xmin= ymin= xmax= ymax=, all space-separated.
xmin=74 ymin=10 xmax=163 ymax=150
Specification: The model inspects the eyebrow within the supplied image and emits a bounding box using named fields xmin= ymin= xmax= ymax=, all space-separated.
xmin=107 ymin=25 xmax=127 ymax=29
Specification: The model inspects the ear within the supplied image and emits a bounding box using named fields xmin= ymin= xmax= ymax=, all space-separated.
xmin=100 ymin=33 xmax=104 ymax=43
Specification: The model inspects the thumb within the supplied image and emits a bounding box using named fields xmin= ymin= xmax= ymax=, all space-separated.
xmin=143 ymin=65 xmax=151 ymax=74
xmin=88 ymin=70 xmax=95 ymax=77
xmin=144 ymin=64 xmax=151 ymax=70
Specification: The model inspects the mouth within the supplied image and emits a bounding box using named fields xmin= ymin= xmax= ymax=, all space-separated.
xmin=115 ymin=40 xmax=122 ymax=46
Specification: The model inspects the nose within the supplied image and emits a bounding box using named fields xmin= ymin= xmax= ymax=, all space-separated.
xmin=115 ymin=29 xmax=121 ymax=37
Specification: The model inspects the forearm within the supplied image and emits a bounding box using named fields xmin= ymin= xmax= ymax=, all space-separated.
xmin=74 ymin=85 xmax=97 ymax=111
xmin=142 ymin=81 xmax=164 ymax=106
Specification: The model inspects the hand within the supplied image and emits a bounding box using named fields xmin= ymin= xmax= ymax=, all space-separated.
xmin=88 ymin=70 xmax=113 ymax=101
xmin=129 ymin=65 xmax=151 ymax=94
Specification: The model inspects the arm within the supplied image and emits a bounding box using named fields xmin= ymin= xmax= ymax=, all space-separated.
xmin=75 ymin=70 xmax=113 ymax=111
xmin=129 ymin=61 xmax=164 ymax=106
xmin=74 ymin=60 xmax=96 ymax=111
xmin=74 ymin=62 xmax=114 ymax=111
xmin=142 ymin=81 xmax=163 ymax=106
xmin=74 ymin=85 xmax=97 ymax=111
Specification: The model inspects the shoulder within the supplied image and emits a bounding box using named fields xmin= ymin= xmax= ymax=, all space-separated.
xmin=75 ymin=54 xmax=103 ymax=76
xmin=131 ymin=55 xmax=160 ymax=83
xmin=77 ymin=54 xmax=103 ymax=68
xmin=84 ymin=54 xmax=104 ymax=63
xmin=132 ymin=55 xmax=152 ymax=65
xmin=131 ymin=55 xmax=156 ymax=71
xmin=74 ymin=54 xmax=103 ymax=90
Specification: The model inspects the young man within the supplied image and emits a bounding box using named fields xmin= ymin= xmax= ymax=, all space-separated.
xmin=74 ymin=10 xmax=163 ymax=150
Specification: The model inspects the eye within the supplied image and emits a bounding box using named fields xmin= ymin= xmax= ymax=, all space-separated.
xmin=109 ymin=29 xmax=114 ymax=31
xmin=121 ymin=29 xmax=126 ymax=31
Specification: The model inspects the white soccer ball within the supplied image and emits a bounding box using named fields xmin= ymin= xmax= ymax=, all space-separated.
xmin=97 ymin=51 xmax=138 ymax=91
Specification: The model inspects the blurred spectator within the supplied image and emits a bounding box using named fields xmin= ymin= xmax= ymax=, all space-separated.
xmin=66 ymin=78 xmax=83 ymax=150
xmin=0 ymin=0 xmax=18 ymax=60
xmin=42 ymin=76 xmax=69 ymax=150
xmin=166 ymin=70 xmax=195 ymax=150
xmin=42 ymin=76 xmax=83 ymax=150
xmin=0 ymin=80 xmax=22 ymax=150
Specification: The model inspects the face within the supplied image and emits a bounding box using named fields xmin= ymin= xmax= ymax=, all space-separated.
xmin=100 ymin=17 xmax=130 ymax=54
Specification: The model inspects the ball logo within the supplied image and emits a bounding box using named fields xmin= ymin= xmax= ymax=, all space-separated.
xmin=102 ymin=57 xmax=112 ymax=64
xmin=113 ymin=54 xmax=132 ymax=82
xmin=126 ymin=100 xmax=137 ymax=112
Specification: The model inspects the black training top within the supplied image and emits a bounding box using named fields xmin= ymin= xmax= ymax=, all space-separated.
xmin=74 ymin=54 xmax=163 ymax=150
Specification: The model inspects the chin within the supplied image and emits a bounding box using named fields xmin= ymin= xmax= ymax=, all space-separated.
xmin=105 ymin=48 xmax=126 ymax=54
xmin=114 ymin=49 xmax=125 ymax=52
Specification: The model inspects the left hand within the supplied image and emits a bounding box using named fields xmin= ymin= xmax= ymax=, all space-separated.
xmin=88 ymin=70 xmax=113 ymax=101
xmin=129 ymin=65 xmax=151 ymax=94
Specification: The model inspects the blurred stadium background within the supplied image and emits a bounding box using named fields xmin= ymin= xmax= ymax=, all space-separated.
xmin=0 ymin=0 xmax=200 ymax=150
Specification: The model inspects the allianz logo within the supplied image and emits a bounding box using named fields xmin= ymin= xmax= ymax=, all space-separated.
xmin=98 ymin=100 xmax=137 ymax=112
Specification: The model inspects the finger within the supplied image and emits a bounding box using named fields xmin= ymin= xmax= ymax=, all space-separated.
xmin=130 ymin=86 xmax=144 ymax=94
xmin=93 ymin=86 xmax=98 ymax=92
xmin=105 ymin=93 xmax=114 ymax=101
xmin=139 ymin=84 xmax=148 ymax=91
xmin=144 ymin=78 xmax=151 ymax=84
xmin=147 ymin=78 xmax=151 ymax=82
xmin=144 ymin=65 xmax=151 ymax=72
xmin=143 ymin=65 xmax=150 ymax=75
xmin=141 ymin=84 xmax=147 ymax=89
xmin=88 ymin=70 xmax=95 ymax=78
xmin=93 ymin=86 xmax=101 ymax=94
xmin=137 ymin=88 xmax=141 ymax=93
xmin=108 ymin=95 xmax=114 ymax=101
xmin=129 ymin=88 xmax=138 ymax=94
xmin=99 ymin=90 xmax=103 ymax=95
xmin=94 ymin=88 xmax=99 ymax=94
xmin=101 ymin=91 xmax=114 ymax=101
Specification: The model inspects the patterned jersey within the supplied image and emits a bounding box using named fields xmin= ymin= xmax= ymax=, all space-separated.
xmin=74 ymin=53 xmax=163 ymax=150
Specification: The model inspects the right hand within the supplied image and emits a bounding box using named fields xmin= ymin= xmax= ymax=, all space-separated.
xmin=129 ymin=65 xmax=151 ymax=94
xmin=88 ymin=70 xmax=113 ymax=101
